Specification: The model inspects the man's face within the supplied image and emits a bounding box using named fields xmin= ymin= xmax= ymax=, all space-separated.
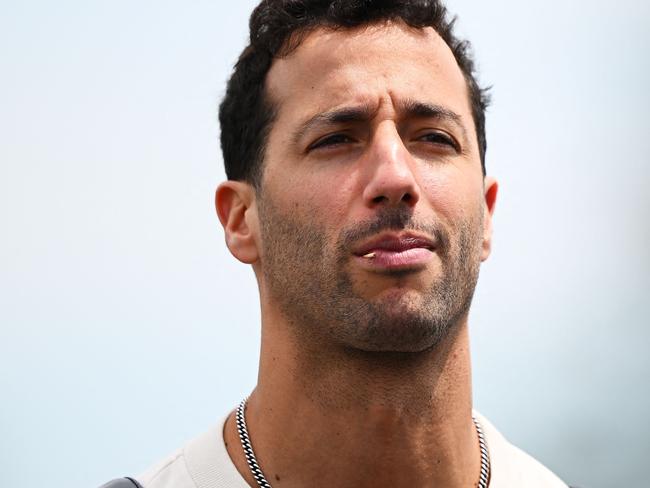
xmin=254 ymin=22 xmax=495 ymax=353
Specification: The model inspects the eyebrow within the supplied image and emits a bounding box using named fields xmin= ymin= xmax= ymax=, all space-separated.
xmin=401 ymin=99 xmax=469 ymax=145
xmin=291 ymin=99 xmax=468 ymax=147
xmin=291 ymin=104 xmax=377 ymax=147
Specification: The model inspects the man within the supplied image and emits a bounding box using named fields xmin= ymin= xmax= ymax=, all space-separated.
xmin=108 ymin=1 xmax=570 ymax=487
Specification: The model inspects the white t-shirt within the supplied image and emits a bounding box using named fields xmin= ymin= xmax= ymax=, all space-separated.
xmin=137 ymin=412 xmax=568 ymax=488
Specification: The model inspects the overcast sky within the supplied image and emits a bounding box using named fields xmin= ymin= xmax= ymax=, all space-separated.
xmin=1 ymin=1 xmax=648 ymax=487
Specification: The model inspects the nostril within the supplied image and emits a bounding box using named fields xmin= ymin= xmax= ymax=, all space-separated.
xmin=372 ymin=195 xmax=387 ymax=204
xmin=370 ymin=192 xmax=415 ymax=205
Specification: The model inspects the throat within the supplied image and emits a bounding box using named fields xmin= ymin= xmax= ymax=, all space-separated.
xmin=229 ymin=323 xmax=479 ymax=488
xmin=229 ymin=391 xmax=482 ymax=488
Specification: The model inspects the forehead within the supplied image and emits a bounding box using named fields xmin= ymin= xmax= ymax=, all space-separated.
xmin=265 ymin=22 xmax=473 ymax=130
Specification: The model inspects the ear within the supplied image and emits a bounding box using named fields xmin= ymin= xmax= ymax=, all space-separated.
xmin=215 ymin=181 xmax=260 ymax=264
xmin=480 ymin=176 xmax=498 ymax=262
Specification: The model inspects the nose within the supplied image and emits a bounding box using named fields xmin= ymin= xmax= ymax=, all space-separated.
xmin=362 ymin=123 xmax=420 ymax=209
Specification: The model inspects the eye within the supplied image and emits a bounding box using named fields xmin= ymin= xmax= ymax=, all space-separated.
xmin=418 ymin=131 xmax=460 ymax=152
xmin=307 ymin=133 xmax=354 ymax=151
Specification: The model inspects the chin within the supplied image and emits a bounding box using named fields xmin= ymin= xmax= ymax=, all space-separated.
xmin=341 ymin=296 xmax=455 ymax=354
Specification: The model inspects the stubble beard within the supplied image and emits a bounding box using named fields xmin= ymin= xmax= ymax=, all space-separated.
xmin=258 ymin=195 xmax=484 ymax=355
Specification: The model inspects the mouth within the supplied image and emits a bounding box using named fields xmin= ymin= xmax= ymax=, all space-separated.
xmin=352 ymin=232 xmax=436 ymax=270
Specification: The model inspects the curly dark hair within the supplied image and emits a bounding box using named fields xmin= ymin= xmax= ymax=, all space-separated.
xmin=219 ymin=0 xmax=490 ymax=187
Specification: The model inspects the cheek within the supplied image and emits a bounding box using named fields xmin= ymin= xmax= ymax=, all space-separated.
xmin=268 ymin=186 xmax=348 ymax=257
xmin=419 ymin=171 xmax=468 ymax=215
xmin=291 ymin=173 xmax=357 ymax=219
xmin=418 ymin=168 xmax=485 ymax=231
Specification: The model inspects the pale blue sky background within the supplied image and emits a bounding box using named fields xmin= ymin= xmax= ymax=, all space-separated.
xmin=1 ymin=1 xmax=648 ymax=487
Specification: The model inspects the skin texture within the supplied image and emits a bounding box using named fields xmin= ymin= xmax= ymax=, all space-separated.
xmin=216 ymin=21 xmax=498 ymax=488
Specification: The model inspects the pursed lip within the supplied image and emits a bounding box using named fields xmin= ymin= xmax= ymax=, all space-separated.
xmin=352 ymin=232 xmax=436 ymax=257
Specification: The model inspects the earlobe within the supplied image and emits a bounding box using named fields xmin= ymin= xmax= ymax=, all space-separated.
xmin=480 ymin=177 xmax=498 ymax=262
xmin=215 ymin=181 xmax=260 ymax=264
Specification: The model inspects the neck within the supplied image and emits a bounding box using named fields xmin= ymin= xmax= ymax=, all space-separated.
xmin=224 ymin=313 xmax=479 ymax=488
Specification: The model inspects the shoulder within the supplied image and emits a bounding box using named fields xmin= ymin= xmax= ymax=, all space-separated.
xmin=135 ymin=416 xmax=248 ymax=488
xmin=136 ymin=445 xmax=194 ymax=488
xmin=474 ymin=412 xmax=568 ymax=488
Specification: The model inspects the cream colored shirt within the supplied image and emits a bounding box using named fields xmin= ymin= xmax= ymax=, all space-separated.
xmin=137 ymin=412 xmax=568 ymax=488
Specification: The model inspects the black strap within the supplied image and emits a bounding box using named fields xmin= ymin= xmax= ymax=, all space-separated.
xmin=99 ymin=477 xmax=143 ymax=488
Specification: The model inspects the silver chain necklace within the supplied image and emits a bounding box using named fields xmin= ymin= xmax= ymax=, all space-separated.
xmin=236 ymin=397 xmax=491 ymax=488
